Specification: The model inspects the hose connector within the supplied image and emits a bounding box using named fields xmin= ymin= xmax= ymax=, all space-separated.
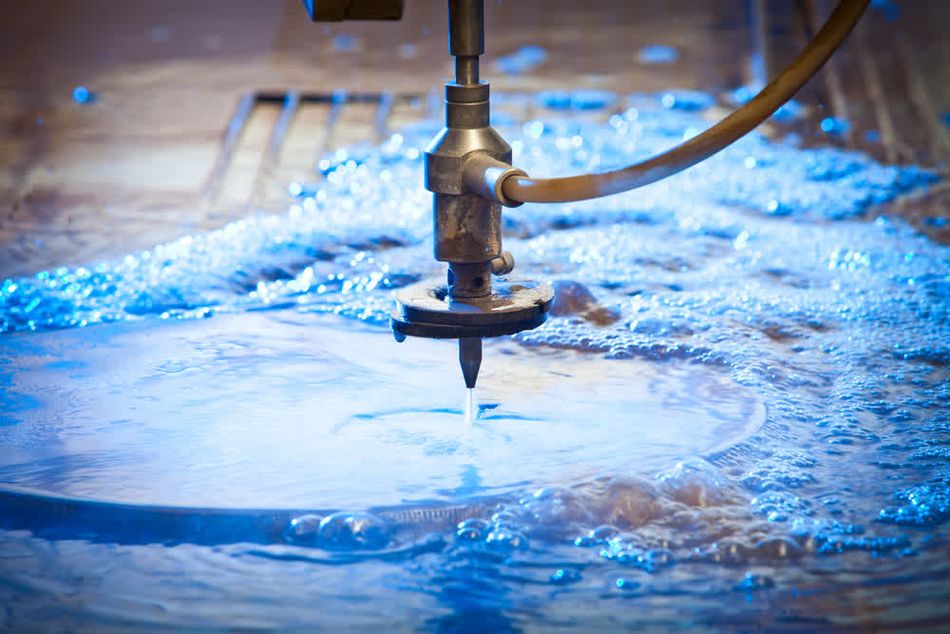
xmin=462 ymin=153 xmax=527 ymax=208
xmin=490 ymin=251 xmax=515 ymax=276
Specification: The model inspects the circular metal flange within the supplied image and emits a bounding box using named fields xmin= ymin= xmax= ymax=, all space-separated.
xmin=391 ymin=278 xmax=554 ymax=340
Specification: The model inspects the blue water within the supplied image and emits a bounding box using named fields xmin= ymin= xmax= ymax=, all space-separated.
xmin=636 ymin=44 xmax=680 ymax=65
xmin=0 ymin=91 xmax=948 ymax=630
xmin=494 ymin=45 xmax=549 ymax=75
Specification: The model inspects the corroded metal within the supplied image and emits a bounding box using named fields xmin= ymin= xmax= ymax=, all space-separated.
xmin=424 ymin=1 xmax=512 ymax=287
xmin=433 ymin=193 xmax=502 ymax=267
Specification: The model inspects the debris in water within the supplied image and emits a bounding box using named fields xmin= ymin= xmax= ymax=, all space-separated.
xmin=494 ymin=45 xmax=548 ymax=75
xmin=820 ymin=116 xmax=851 ymax=137
xmin=71 ymin=86 xmax=96 ymax=104
xmin=637 ymin=44 xmax=679 ymax=65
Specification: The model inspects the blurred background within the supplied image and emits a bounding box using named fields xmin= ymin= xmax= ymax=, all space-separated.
xmin=1 ymin=0 xmax=947 ymax=277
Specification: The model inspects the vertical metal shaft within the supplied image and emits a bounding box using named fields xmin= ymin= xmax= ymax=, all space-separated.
xmin=454 ymin=57 xmax=479 ymax=85
xmin=431 ymin=0 xmax=497 ymax=390
xmin=349 ymin=1 xmax=555 ymax=395
xmin=449 ymin=0 xmax=484 ymax=58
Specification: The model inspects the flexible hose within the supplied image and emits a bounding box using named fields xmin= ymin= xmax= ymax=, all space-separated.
xmin=501 ymin=0 xmax=869 ymax=204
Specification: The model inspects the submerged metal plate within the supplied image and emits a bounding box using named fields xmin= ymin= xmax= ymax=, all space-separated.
xmin=391 ymin=278 xmax=554 ymax=339
xmin=0 ymin=311 xmax=766 ymax=515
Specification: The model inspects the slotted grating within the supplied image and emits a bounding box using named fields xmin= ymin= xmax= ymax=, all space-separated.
xmin=201 ymin=91 xmax=430 ymax=214
xmin=198 ymin=89 xmax=627 ymax=217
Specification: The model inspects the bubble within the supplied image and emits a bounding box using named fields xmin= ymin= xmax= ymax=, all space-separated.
xmin=71 ymin=86 xmax=96 ymax=104
xmin=591 ymin=525 xmax=622 ymax=540
xmin=771 ymin=99 xmax=805 ymax=123
xmin=317 ymin=512 xmax=392 ymax=551
xmin=485 ymin=528 xmax=528 ymax=551
xmin=765 ymin=200 xmax=792 ymax=216
xmin=655 ymin=458 xmax=736 ymax=507
xmin=815 ymin=535 xmax=911 ymax=556
xmin=753 ymin=537 xmax=802 ymax=561
xmin=537 ymin=91 xmax=573 ymax=110
xmin=637 ymin=45 xmax=679 ymax=65
xmin=597 ymin=477 xmax=662 ymax=529
xmin=494 ymin=45 xmax=548 ymax=75
xmin=730 ymin=83 xmax=761 ymax=105
xmin=522 ymin=487 xmax=593 ymax=535
xmin=490 ymin=510 xmax=525 ymax=530
xmin=879 ymin=483 xmax=950 ymax=526
xmin=695 ymin=539 xmax=753 ymax=565
xmin=734 ymin=572 xmax=775 ymax=592
xmin=570 ymin=91 xmax=616 ymax=111
xmin=750 ymin=492 xmax=813 ymax=522
xmin=640 ymin=548 xmax=676 ymax=571
xmin=615 ymin=577 xmax=639 ymax=591
xmin=819 ymin=117 xmax=851 ymax=137
xmin=741 ymin=453 xmax=818 ymax=492
xmin=456 ymin=518 xmax=490 ymax=543
xmin=574 ymin=524 xmax=622 ymax=548
xmin=600 ymin=534 xmax=648 ymax=565
xmin=537 ymin=90 xmax=615 ymax=111
xmin=659 ymin=90 xmax=714 ymax=112
xmin=284 ymin=514 xmax=323 ymax=544
xmin=550 ymin=568 xmax=582 ymax=585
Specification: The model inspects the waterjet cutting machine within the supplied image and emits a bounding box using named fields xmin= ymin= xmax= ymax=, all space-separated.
xmin=303 ymin=0 xmax=869 ymax=389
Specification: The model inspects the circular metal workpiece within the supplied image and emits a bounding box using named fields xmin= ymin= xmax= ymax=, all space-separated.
xmin=391 ymin=278 xmax=554 ymax=340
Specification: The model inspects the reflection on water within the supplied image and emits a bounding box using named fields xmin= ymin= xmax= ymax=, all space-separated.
xmin=0 ymin=312 xmax=764 ymax=508
xmin=0 ymin=91 xmax=947 ymax=629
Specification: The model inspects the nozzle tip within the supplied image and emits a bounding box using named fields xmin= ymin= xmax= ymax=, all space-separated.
xmin=459 ymin=337 xmax=482 ymax=389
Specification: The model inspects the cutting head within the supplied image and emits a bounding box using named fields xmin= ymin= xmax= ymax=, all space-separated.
xmin=391 ymin=278 xmax=553 ymax=390
xmin=391 ymin=278 xmax=553 ymax=341
xmin=386 ymin=1 xmax=554 ymax=391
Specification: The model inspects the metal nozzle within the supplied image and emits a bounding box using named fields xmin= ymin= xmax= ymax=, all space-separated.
xmin=459 ymin=337 xmax=482 ymax=389
xmin=388 ymin=0 xmax=553 ymax=394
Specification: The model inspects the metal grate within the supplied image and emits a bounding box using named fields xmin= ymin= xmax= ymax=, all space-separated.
xmin=200 ymin=91 xmax=433 ymax=214
xmin=197 ymin=88 xmax=620 ymax=217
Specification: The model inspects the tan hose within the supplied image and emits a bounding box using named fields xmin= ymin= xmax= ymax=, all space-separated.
xmin=501 ymin=0 xmax=869 ymax=204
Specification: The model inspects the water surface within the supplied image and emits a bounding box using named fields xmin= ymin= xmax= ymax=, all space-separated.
xmin=0 ymin=92 xmax=947 ymax=630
